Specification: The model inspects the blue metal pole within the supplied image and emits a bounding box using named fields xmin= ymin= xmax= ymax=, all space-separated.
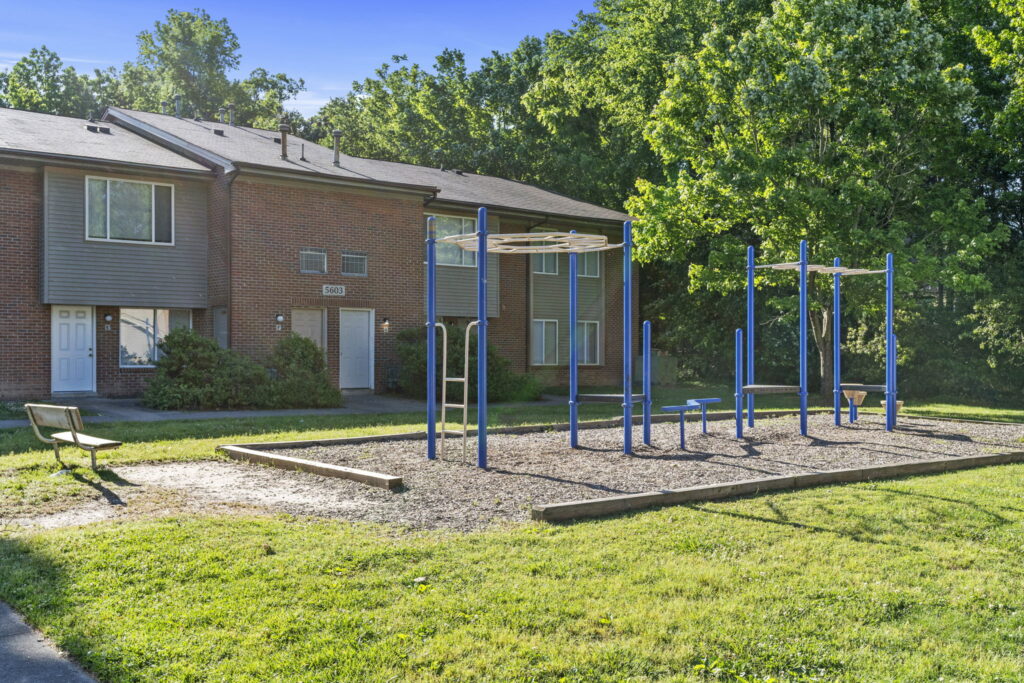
xmin=799 ymin=240 xmax=808 ymax=437
xmin=425 ymin=215 xmax=438 ymax=458
xmin=643 ymin=320 xmax=652 ymax=446
xmin=892 ymin=334 xmax=898 ymax=429
xmin=735 ymin=329 xmax=743 ymax=439
xmin=885 ymin=252 xmax=894 ymax=432
xmin=477 ymin=207 xmax=489 ymax=467
xmin=746 ymin=245 xmax=755 ymax=427
xmin=569 ymin=232 xmax=579 ymax=449
xmin=833 ymin=257 xmax=841 ymax=426
xmin=426 ymin=217 xmax=437 ymax=459
xmin=623 ymin=220 xmax=633 ymax=455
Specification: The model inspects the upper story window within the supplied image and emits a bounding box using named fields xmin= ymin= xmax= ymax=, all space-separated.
xmin=86 ymin=177 xmax=174 ymax=245
xmin=429 ymin=214 xmax=477 ymax=267
xmin=341 ymin=251 xmax=368 ymax=276
xmin=533 ymin=252 xmax=558 ymax=275
xmin=299 ymin=247 xmax=328 ymax=274
xmin=579 ymin=251 xmax=600 ymax=278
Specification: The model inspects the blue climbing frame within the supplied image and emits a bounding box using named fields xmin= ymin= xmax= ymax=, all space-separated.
xmin=736 ymin=241 xmax=897 ymax=438
xmin=427 ymin=214 xmax=652 ymax=468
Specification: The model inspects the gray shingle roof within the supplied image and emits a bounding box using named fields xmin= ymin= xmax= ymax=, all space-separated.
xmin=0 ymin=107 xmax=208 ymax=172
xmin=104 ymin=107 xmax=628 ymax=224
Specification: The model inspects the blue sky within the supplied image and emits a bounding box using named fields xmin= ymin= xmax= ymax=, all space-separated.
xmin=1 ymin=0 xmax=593 ymax=116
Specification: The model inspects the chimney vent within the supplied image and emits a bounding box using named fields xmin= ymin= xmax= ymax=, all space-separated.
xmin=174 ymin=94 xmax=182 ymax=118
xmin=227 ymin=103 xmax=235 ymax=126
xmin=218 ymin=107 xmax=226 ymax=124
xmin=214 ymin=129 xmax=225 ymax=137
xmin=160 ymin=100 xmax=169 ymax=114
xmin=278 ymin=121 xmax=291 ymax=159
xmin=300 ymin=143 xmax=307 ymax=162
xmin=332 ymin=129 xmax=342 ymax=167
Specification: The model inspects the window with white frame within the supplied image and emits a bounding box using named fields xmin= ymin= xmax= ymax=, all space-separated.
xmin=532 ymin=251 xmax=558 ymax=275
xmin=299 ymin=247 xmax=327 ymax=274
xmin=341 ymin=251 xmax=368 ymax=276
xmin=577 ymin=320 xmax=600 ymax=365
xmin=119 ymin=308 xmax=191 ymax=367
xmin=86 ymin=177 xmax=174 ymax=244
xmin=531 ymin=319 xmax=558 ymax=365
xmin=579 ymin=251 xmax=600 ymax=278
xmin=428 ymin=214 xmax=477 ymax=266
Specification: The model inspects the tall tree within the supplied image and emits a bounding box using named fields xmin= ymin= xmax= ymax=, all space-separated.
xmin=627 ymin=0 xmax=1009 ymax=394
xmin=0 ymin=46 xmax=96 ymax=117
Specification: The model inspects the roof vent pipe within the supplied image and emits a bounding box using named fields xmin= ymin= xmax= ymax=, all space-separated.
xmin=332 ymin=129 xmax=342 ymax=167
xmin=218 ymin=107 xmax=226 ymax=124
xmin=278 ymin=121 xmax=291 ymax=159
xmin=174 ymin=94 xmax=182 ymax=118
xmin=227 ymin=103 xmax=235 ymax=126
xmin=160 ymin=100 xmax=169 ymax=114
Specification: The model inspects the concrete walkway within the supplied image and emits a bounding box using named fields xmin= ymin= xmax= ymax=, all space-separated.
xmin=0 ymin=393 xmax=565 ymax=430
xmin=0 ymin=602 xmax=95 ymax=682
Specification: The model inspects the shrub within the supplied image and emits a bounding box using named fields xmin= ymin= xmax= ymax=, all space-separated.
xmin=266 ymin=334 xmax=342 ymax=408
xmin=143 ymin=330 xmax=343 ymax=410
xmin=395 ymin=326 xmax=542 ymax=403
xmin=142 ymin=328 xmax=268 ymax=410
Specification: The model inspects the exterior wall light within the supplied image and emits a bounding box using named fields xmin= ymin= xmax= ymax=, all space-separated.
xmin=382 ymin=317 xmax=391 ymax=333
xmin=274 ymin=314 xmax=285 ymax=323
xmin=103 ymin=314 xmax=114 ymax=322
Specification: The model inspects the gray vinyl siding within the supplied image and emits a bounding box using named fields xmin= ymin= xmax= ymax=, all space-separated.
xmin=435 ymin=256 xmax=500 ymax=318
xmin=429 ymin=212 xmax=500 ymax=318
xmin=42 ymin=167 xmax=208 ymax=307
xmin=531 ymin=252 xmax=605 ymax=365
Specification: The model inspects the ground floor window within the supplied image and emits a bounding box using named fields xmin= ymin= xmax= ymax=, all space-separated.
xmin=577 ymin=320 xmax=600 ymax=365
xmin=291 ymin=308 xmax=326 ymax=349
xmin=119 ymin=308 xmax=191 ymax=367
xmin=531 ymin=319 xmax=558 ymax=366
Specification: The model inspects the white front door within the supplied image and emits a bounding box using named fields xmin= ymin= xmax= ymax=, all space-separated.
xmin=339 ymin=309 xmax=374 ymax=389
xmin=51 ymin=305 xmax=95 ymax=393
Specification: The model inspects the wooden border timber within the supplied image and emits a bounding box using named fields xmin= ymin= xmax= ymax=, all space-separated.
xmin=531 ymin=450 xmax=1024 ymax=522
xmin=218 ymin=445 xmax=402 ymax=490
xmin=223 ymin=408 xmax=832 ymax=450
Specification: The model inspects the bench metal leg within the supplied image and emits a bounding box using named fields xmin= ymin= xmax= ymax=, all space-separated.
xmin=88 ymin=449 xmax=97 ymax=470
xmin=52 ymin=443 xmax=61 ymax=462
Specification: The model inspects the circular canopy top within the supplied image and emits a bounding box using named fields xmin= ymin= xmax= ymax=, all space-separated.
xmin=438 ymin=231 xmax=620 ymax=254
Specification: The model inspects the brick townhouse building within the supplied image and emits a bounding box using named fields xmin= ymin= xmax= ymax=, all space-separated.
xmin=0 ymin=105 xmax=635 ymax=400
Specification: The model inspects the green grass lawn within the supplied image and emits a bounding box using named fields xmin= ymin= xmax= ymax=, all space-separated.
xmin=2 ymin=465 xmax=1024 ymax=681
xmin=1 ymin=391 xmax=1022 ymax=681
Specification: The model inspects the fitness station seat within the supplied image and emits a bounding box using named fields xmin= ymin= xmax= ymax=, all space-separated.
xmin=576 ymin=393 xmax=647 ymax=404
xmin=839 ymin=383 xmax=887 ymax=393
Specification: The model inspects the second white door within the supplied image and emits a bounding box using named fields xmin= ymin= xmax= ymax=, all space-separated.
xmin=339 ymin=309 xmax=373 ymax=389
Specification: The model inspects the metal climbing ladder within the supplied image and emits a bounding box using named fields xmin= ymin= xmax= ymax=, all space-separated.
xmin=437 ymin=321 xmax=479 ymax=460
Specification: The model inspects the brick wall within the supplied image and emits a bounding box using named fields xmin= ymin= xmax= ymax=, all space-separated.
xmin=0 ymin=166 xmax=49 ymax=399
xmin=228 ymin=177 xmax=426 ymax=389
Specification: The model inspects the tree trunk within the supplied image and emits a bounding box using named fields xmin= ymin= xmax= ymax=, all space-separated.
xmin=808 ymin=294 xmax=833 ymax=400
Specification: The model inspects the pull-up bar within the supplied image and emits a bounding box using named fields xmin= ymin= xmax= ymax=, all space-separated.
xmin=737 ymin=241 xmax=897 ymax=439
xmin=426 ymin=213 xmax=651 ymax=468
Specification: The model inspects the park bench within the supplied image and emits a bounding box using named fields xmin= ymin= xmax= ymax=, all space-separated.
xmin=24 ymin=403 xmax=121 ymax=469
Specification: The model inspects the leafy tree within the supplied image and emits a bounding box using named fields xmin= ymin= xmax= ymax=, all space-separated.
xmin=0 ymin=46 xmax=96 ymax=117
xmin=628 ymin=0 xmax=1009 ymax=394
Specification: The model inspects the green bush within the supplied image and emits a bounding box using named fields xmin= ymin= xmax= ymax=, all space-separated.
xmin=266 ymin=334 xmax=342 ymax=408
xmin=143 ymin=329 xmax=342 ymax=410
xmin=395 ymin=326 xmax=542 ymax=403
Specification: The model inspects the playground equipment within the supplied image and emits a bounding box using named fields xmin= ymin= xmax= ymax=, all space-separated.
xmin=736 ymin=240 xmax=897 ymax=438
xmin=662 ymin=397 xmax=722 ymax=449
xmin=425 ymin=210 xmax=652 ymax=468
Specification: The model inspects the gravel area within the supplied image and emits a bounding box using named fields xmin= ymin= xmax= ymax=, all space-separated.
xmin=265 ymin=413 xmax=1023 ymax=531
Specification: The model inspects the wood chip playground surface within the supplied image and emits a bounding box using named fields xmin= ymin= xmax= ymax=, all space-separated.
xmin=10 ymin=414 xmax=1022 ymax=532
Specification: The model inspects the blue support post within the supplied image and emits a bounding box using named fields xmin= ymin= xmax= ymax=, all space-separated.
xmin=891 ymin=334 xmax=898 ymax=428
xmin=477 ymin=207 xmax=488 ymax=467
xmin=833 ymin=257 xmax=841 ymax=426
xmin=885 ymin=252 xmax=894 ymax=432
xmin=643 ymin=320 xmax=652 ymax=446
xmin=746 ymin=245 xmax=755 ymax=428
xmin=426 ymin=217 xmax=437 ymax=459
xmin=799 ymin=240 xmax=809 ymax=436
xmin=569 ymin=232 xmax=579 ymax=448
xmin=623 ymin=221 xmax=633 ymax=455
xmin=735 ymin=329 xmax=743 ymax=439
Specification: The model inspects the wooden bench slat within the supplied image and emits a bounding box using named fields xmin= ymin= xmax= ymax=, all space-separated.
xmin=51 ymin=432 xmax=122 ymax=450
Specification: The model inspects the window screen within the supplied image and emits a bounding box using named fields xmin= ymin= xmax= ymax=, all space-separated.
xmin=300 ymin=247 xmax=327 ymax=273
xmin=341 ymin=251 xmax=368 ymax=276
xmin=531 ymin=320 xmax=558 ymax=365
